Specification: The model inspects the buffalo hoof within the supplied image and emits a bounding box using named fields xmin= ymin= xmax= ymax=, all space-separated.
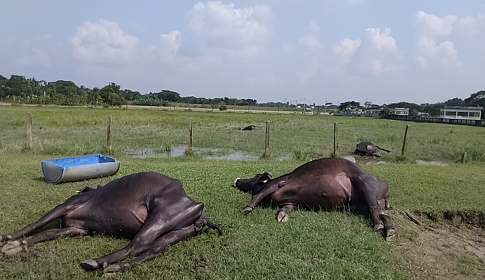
xmin=1 ymin=240 xmax=27 ymax=256
xmin=242 ymin=206 xmax=254 ymax=215
xmin=80 ymin=259 xmax=99 ymax=271
xmin=373 ymin=223 xmax=384 ymax=232
xmin=385 ymin=228 xmax=396 ymax=240
xmin=277 ymin=211 xmax=290 ymax=223
xmin=104 ymin=263 xmax=130 ymax=274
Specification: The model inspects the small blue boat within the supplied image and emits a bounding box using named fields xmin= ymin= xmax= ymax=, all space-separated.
xmin=42 ymin=154 xmax=121 ymax=184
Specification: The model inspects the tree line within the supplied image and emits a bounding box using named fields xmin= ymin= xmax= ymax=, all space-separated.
xmin=0 ymin=74 xmax=483 ymax=118
xmin=0 ymin=75 xmax=257 ymax=108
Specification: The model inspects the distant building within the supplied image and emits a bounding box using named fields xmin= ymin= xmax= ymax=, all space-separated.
xmin=440 ymin=106 xmax=482 ymax=120
xmin=364 ymin=105 xmax=383 ymax=117
xmin=392 ymin=108 xmax=410 ymax=116
xmin=339 ymin=106 xmax=364 ymax=116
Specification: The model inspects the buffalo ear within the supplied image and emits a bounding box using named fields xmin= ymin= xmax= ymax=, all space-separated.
xmin=259 ymin=172 xmax=272 ymax=184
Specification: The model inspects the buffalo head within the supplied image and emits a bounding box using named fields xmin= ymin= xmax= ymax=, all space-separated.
xmin=233 ymin=172 xmax=272 ymax=195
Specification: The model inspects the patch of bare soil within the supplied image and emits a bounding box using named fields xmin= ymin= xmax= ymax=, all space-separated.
xmin=388 ymin=210 xmax=485 ymax=280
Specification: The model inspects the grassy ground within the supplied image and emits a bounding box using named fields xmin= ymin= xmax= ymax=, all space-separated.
xmin=0 ymin=156 xmax=404 ymax=280
xmin=1 ymin=156 xmax=484 ymax=279
xmin=1 ymin=105 xmax=484 ymax=279
xmin=1 ymin=105 xmax=485 ymax=164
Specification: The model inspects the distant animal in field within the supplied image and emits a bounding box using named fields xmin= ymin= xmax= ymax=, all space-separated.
xmin=355 ymin=142 xmax=391 ymax=157
xmin=0 ymin=172 xmax=222 ymax=275
xmin=241 ymin=125 xmax=256 ymax=131
xmin=233 ymin=157 xmax=395 ymax=239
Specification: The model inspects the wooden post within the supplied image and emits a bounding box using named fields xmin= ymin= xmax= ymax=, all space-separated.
xmin=401 ymin=125 xmax=410 ymax=157
xmin=264 ymin=120 xmax=270 ymax=158
xmin=26 ymin=112 xmax=33 ymax=150
xmin=188 ymin=118 xmax=194 ymax=153
xmin=107 ymin=115 xmax=112 ymax=154
xmin=333 ymin=122 xmax=338 ymax=156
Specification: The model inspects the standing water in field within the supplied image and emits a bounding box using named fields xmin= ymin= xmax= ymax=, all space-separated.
xmin=126 ymin=146 xmax=261 ymax=161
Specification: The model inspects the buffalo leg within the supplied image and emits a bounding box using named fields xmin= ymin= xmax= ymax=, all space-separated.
xmin=104 ymin=214 xmax=222 ymax=274
xmin=276 ymin=204 xmax=295 ymax=223
xmin=1 ymin=227 xmax=86 ymax=256
xmin=104 ymin=223 xmax=204 ymax=274
xmin=353 ymin=181 xmax=383 ymax=231
xmin=80 ymin=202 xmax=205 ymax=271
xmin=243 ymin=180 xmax=286 ymax=215
xmin=0 ymin=196 xmax=88 ymax=246
xmin=379 ymin=212 xmax=395 ymax=238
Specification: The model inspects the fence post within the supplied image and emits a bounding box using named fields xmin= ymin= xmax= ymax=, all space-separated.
xmin=26 ymin=112 xmax=33 ymax=150
xmin=188 ymin=118 xmax=194 ymax=154
xmin=401 ymin=125 xmax=410 ymax=157
xmin=107 ymin=115 xmax=112 ymax=154
xmin=333 ymin=122 xmax=338 ymax=156
xmin=264 ymin=120 xmax=270 ymax=158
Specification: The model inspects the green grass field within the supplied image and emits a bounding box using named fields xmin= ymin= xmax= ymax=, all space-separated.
xmin=1 ymin=105 xmax=485 ymax=163
xmin=1 ymin=105 xmax=484 ymax=279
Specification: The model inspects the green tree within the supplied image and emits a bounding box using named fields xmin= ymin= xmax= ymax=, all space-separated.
xmin=380 ymin=107 xmax=396 ymax=118
xmin=420 ymin=103 xmax=444 ymax=117
xmin=121 ymin=89 xmax=142 ymax=101
xmin=386 ymin=101 xmax=421 ymax=111
xmin=99 ymin=83 xmax=126 ymax=106
xmin=464 ymin=90 xmax=485 ymax=119
xmin=338 ymin=101 xmax=360 ymax=111
xmin=444 ymin=97 xmax=464 ymax=106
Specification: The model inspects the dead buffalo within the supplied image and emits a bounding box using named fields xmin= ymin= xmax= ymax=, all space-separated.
xmin=0 ymin=172 xmax=222 ymax=275
xmin=233 ymin=158 xmax=395 ymax=238
xmin=355 ymin=142 xmax=391 ymax=157
xmin=241 ymin=125 xmax=256 ymax=131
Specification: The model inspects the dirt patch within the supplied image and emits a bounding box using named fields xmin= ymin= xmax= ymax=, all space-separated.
xmin=388 ymin=210 xmax=485 ymax=280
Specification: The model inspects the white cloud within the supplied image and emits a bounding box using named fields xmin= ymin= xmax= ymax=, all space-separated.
xmin=415 ymin=36 xmax=460 ymax=69
xmin=70 ymin=19 xmax=139 ymax=65
xmin=297 ymin=20 xmax=322 ymax=50
xmin=160 ymin=31 xmax=181 ymax=56
xmin=415 ymin=11 xmax=457 ymax=37
xmin=364 ymin=27 xmax=397 ymax=52
xmin=415 ymin=10 xmax=485 ymax=37
xmin=412 ymin=11 xmax=482 ymax=70
xmin=370 ymin=59 xmax=383 ymax=74
xmin=332 ymin=37 xmax=361 ymax=64
xmin=189 ymin=1 xmax=272 ymax=58
xmin=349 ymin=27 xmax=401 ymax=75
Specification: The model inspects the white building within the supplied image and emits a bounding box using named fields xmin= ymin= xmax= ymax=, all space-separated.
xmin=392 ymin=108 xmax=410 ymax=116
xmin=440 ymin=106 xmax=482 ymax=120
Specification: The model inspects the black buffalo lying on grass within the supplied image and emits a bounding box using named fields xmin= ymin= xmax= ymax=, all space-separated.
xmin=0 ymin=172 xmax=222 ymax=275
xmin=355 ymin=142 xmax=391 ymax=157
xmin=233 ymin=157 xmax=395 ymax=239
xmin=241 ymin=125 xmax=256 ymax=130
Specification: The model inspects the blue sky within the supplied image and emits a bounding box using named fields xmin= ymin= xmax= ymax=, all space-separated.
xmin=1 ymin=1 xmax=484 ymax=105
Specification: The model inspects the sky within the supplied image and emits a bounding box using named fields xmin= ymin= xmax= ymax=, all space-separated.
xmin=1 ymin=0 xmax=484 ymax=105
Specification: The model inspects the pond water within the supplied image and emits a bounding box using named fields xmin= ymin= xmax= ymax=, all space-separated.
xmin=126 ymin=147 xmax=450 ymax=166
xmin=126 ymin=145 xmax=292 ymax=161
